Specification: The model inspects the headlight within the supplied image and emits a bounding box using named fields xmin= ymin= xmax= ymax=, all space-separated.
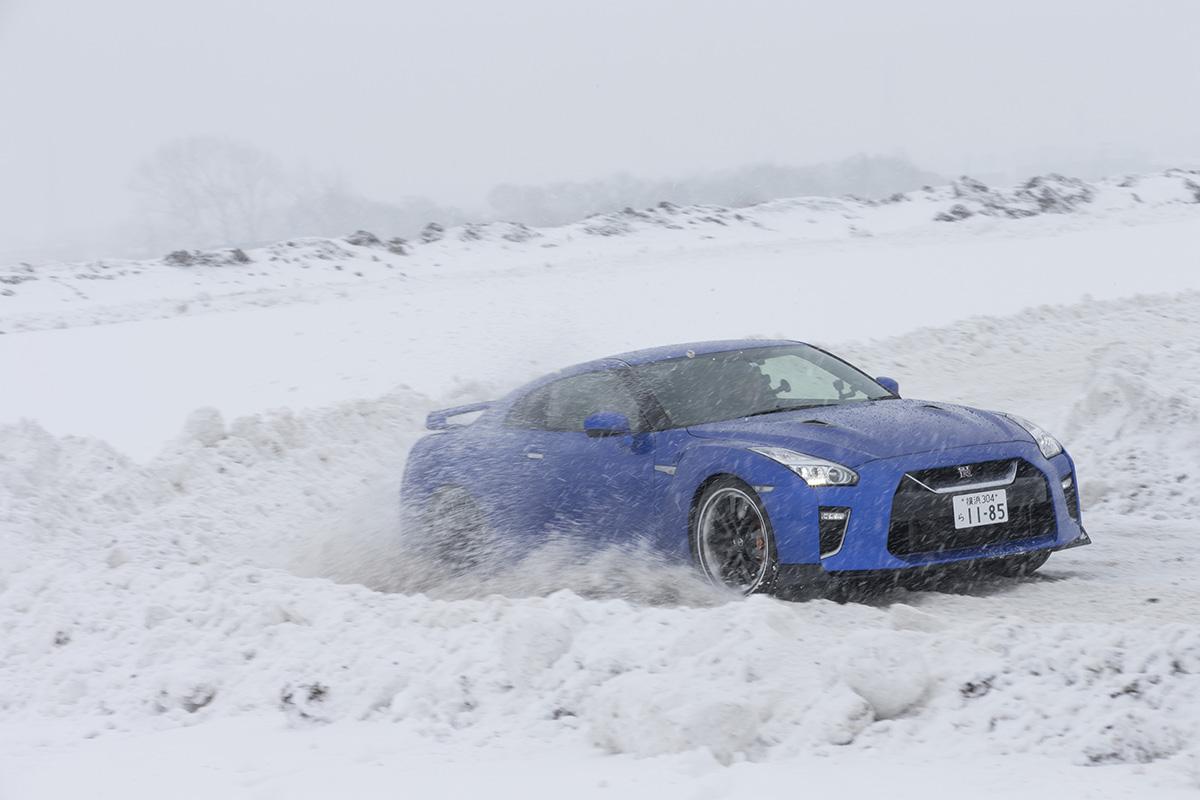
xmin=749 ymin=446 xmax=859 ymax=486
xmin=1003 ymin=414 xmax=1064 ymax=459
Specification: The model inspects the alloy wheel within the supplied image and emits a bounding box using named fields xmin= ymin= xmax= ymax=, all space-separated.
xmin=696 ymin=486 xmax=771 ymax=593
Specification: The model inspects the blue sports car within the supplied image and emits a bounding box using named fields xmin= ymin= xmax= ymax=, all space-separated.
xmin=401 ymin=340 xmax=1090 ymax=594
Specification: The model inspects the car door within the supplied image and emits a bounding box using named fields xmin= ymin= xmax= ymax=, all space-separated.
xmin=531 ymin=366 xmax=675 ymax=543
xmin=484 ymin=381 xmax=563 ymax=540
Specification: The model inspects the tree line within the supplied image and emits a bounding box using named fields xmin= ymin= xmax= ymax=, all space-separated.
xmin=130 ymin=138 xmax=943 ymax=254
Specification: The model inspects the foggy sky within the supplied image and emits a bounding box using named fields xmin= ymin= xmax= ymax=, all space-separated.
xmin=2 ymin=0 xmax=1198 ymax=260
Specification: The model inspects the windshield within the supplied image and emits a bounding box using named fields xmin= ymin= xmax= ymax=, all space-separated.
xmin=631 ymin=344 xmax=893 ymax=428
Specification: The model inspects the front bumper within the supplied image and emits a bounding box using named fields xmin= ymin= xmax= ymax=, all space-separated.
xmin=758 ymin=441 xmax=1087 ymax=572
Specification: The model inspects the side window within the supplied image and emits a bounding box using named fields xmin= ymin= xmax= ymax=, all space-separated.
xmin=505 ymin=384 xmax=552 ymax=429
xmin=504 ymin=371 xmax=643 ymax=431
xmin=544 ymin=371 xmax=643 ymax=432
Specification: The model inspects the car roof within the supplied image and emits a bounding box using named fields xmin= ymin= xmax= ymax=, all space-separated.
xmin=604 ymin=339 xmax=803 ymax=366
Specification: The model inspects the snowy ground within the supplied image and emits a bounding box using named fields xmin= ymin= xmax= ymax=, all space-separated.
xmin=3 ymin=172 xmax=1200 ymax=797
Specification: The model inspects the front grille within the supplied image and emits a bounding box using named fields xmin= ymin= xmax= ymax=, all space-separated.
xmin=905 ymin=458 xmax=1017 ymax=492
xmin=888 ymin=459 xmax=1056 ymax=557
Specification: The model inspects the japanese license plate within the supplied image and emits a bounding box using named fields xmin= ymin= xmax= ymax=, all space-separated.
xmin=952 ymin=488 xmax=1009 ymax=529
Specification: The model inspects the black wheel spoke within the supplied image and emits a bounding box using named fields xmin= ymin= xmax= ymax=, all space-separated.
xmin=720 ymin=546 xmax=746 ymax=572
xmin=712 ymin=512 xmax=738 ymax=540
xmin=734 ymin=513 xmax=760 ymax=537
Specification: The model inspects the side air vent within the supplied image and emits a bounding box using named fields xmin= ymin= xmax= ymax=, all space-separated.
xmin=819 ymin=507 xmax=851 ymax=557
xmin=1062 ymin=475 xmax=1080 ymax=521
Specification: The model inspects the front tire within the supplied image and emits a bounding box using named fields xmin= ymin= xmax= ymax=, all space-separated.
xmin=691 ymin=477 xmax=779 ymax=595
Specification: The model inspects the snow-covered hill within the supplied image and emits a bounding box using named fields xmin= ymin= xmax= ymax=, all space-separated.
xmin=3 ymin=172 xmax=1200 ymax=798
xmin=2 ymin=168 xmax=1198 ymax=334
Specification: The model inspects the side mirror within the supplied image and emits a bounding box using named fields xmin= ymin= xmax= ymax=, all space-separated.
xmin=583 ymin=411 xmax=632 ymax=438
xmin=876 ymin=376 xmax=900 ymax=396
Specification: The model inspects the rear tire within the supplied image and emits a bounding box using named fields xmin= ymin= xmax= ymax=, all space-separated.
xmin=981 ymin=549 xmax=1050 ymax=578
xmin=421 ymin=486 xmax=492 ymax=574
xmin=690 ymin=477 xmax=779 ymax=595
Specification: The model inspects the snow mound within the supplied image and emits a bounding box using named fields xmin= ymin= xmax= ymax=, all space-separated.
xmin=3 ymin=400 xmax=1200 ymax=770
xmin=578 ymin=202 xmax=758 ymax=237
xmin=4 ymin=292 xmax=1200 ymax=784
xmin=843 ymin=290 xmax=1200 ymax=517
xmin=457 ymin=221 xmax=541 ymax=243
xmin=1064 ymin=344 xmax=1200 ymax=514
xmin=908 ymin=622 xmax=1200 ymax=767
xmin=837 ymin=630 xmax=932 ymax=719
xmin=935 ymin=173 xmax=1096 ymax=221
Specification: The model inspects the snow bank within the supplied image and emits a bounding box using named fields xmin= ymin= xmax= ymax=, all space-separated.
xmin=4 ymin=271 xmax=1200 ymax=800
xmin=1063 ymin=343 xmax=1200 ymax=514
xmin=4 ymin=294 xmax=1200 ymax=783
xmin=842 ymin=291 xmax=1200 ymax=517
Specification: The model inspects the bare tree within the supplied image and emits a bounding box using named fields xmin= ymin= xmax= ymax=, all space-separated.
xmin=131 ymin=137 xmax=289 ymax=249
xmin=129 ymin=137 xmax=471 ymax=253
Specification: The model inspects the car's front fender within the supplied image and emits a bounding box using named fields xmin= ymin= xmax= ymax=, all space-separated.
xmin=666 ymin=440 xmax=819 ymax=563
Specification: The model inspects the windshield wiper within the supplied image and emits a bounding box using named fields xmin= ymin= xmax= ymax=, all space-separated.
xmin=743 ymin=403 xmax=825 ymax=418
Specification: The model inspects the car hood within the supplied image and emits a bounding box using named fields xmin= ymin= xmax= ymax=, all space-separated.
xmin=685 ymin=399 xmax=1026 ymax=466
